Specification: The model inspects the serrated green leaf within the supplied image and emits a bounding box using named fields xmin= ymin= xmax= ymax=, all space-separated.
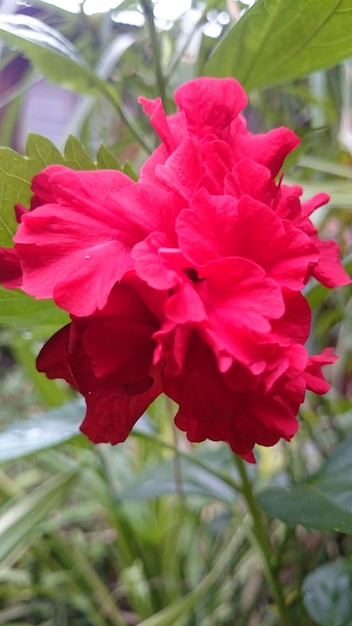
xmin=64 ymin=135 xmax=96 ymax=170
xmin=122 ymin=161 xmax=139 ymax=181
xmin=26 ymin=133 xmax=63 ymax=167
xmin=96 ymin=145 xmax=122 ymax=170
xmin=257 ymin=435 xmax=352 ymax=533
xmin=205 ymin=0 xmax=352 ymax=91
xmin=303 ymin=559 xmax=352 ymax=626
xmin=0 ymin=14 xmax=100 ymax=95
xmin=0 ymin=155 xmax=42 ymax=245
xmin=0 ymin=469 xmax=78 ymax=563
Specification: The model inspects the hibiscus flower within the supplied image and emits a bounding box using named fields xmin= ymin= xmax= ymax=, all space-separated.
xmin=0 ymin=77 xmax=349 ymax=461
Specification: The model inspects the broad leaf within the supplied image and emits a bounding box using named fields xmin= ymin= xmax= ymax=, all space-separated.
xmin=303 ymin=559 xmax=352 ymax=626
xmin=205 ymin=0 xmax=352 ymax=91
xmin=0 ymin=399 xmax=85 ymax=462
xmin=0 ymin=14 xmax=101 ymax=94
xmin=257 ymin=435 xmax=352 ymax=533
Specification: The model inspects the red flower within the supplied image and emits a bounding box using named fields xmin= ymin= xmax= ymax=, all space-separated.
xmin=12 ymin=167 xmax=180 ymax=316
xmin=36 ymin=280 xmax=162 ymax=443
xmin=0 ymin=77 xmax=349 ymax=460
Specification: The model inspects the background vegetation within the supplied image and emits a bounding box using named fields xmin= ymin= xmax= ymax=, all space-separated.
xmin=0 ymin=0 xmax=352 ymax=624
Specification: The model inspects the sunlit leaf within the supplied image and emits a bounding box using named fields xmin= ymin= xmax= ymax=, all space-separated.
xmin=0 ymin=14 xmax=100 ymax=94
xmin=205 ymin=0 xmax=352 ymax=91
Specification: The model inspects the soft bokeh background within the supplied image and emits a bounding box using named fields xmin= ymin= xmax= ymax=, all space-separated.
xmin=1 ymin=1 xmax=352 ymax=624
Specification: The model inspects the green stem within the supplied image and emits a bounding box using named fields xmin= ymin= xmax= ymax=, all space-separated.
xmin=99 ymin=81 xmax=153 ymax=154
xmin=140 ymin=0 xmax=168 ymax=111
xmin=234 ymin=454 xmax=292 ymax=626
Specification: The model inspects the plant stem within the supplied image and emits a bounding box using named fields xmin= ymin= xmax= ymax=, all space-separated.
xmin=233 ymin=454 xmax=292 ymax=626
xmin=100 ymin=82 xmax=153 ymax=154
xmin=140 ymin=0 xmax=168 ymax=111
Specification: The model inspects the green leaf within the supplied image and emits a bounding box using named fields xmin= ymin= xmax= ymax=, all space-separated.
xmin=0 ymin=134 xmax=64 ymax=246
xmin=205 ymin=0 xmax=352 ymax=91
xmin=26 ymin=132 xmax=63 ymax=167
xmin=0 ymin=14 xmax=100 ymax=94
xmin=138 ymin=526 xmax=245 ymax=626
xmin=0 ymin=287 xmax=69 ymax=327
xmin=0 ymin=399 xmax=85 ymax=463
xmin=303 ymin=559 xmax=352 ymax=626
xmin=122 ymin=161 xmax=139 ymax=182
xmin=0 ymin=469 xmax=77 ymax=563
xmin=63 ymin=135 xmax=96 ymax=170
xmin=257 ymin=435 xmax=352 ymax=533
xmin=96 ymin=145 xmax=122 ymax=170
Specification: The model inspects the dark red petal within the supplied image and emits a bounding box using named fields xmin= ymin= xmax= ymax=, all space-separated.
xmin=0 ymin=247 xmax=22 ymax=288
xmin=36 ymin=324 xmax=78 ymax=389
xmin=80 ymin=369 xmax=162 ymax=444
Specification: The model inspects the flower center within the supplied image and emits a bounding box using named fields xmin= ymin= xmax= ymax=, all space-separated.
xmin=183 ymin=267 xmax=204 ymax=283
